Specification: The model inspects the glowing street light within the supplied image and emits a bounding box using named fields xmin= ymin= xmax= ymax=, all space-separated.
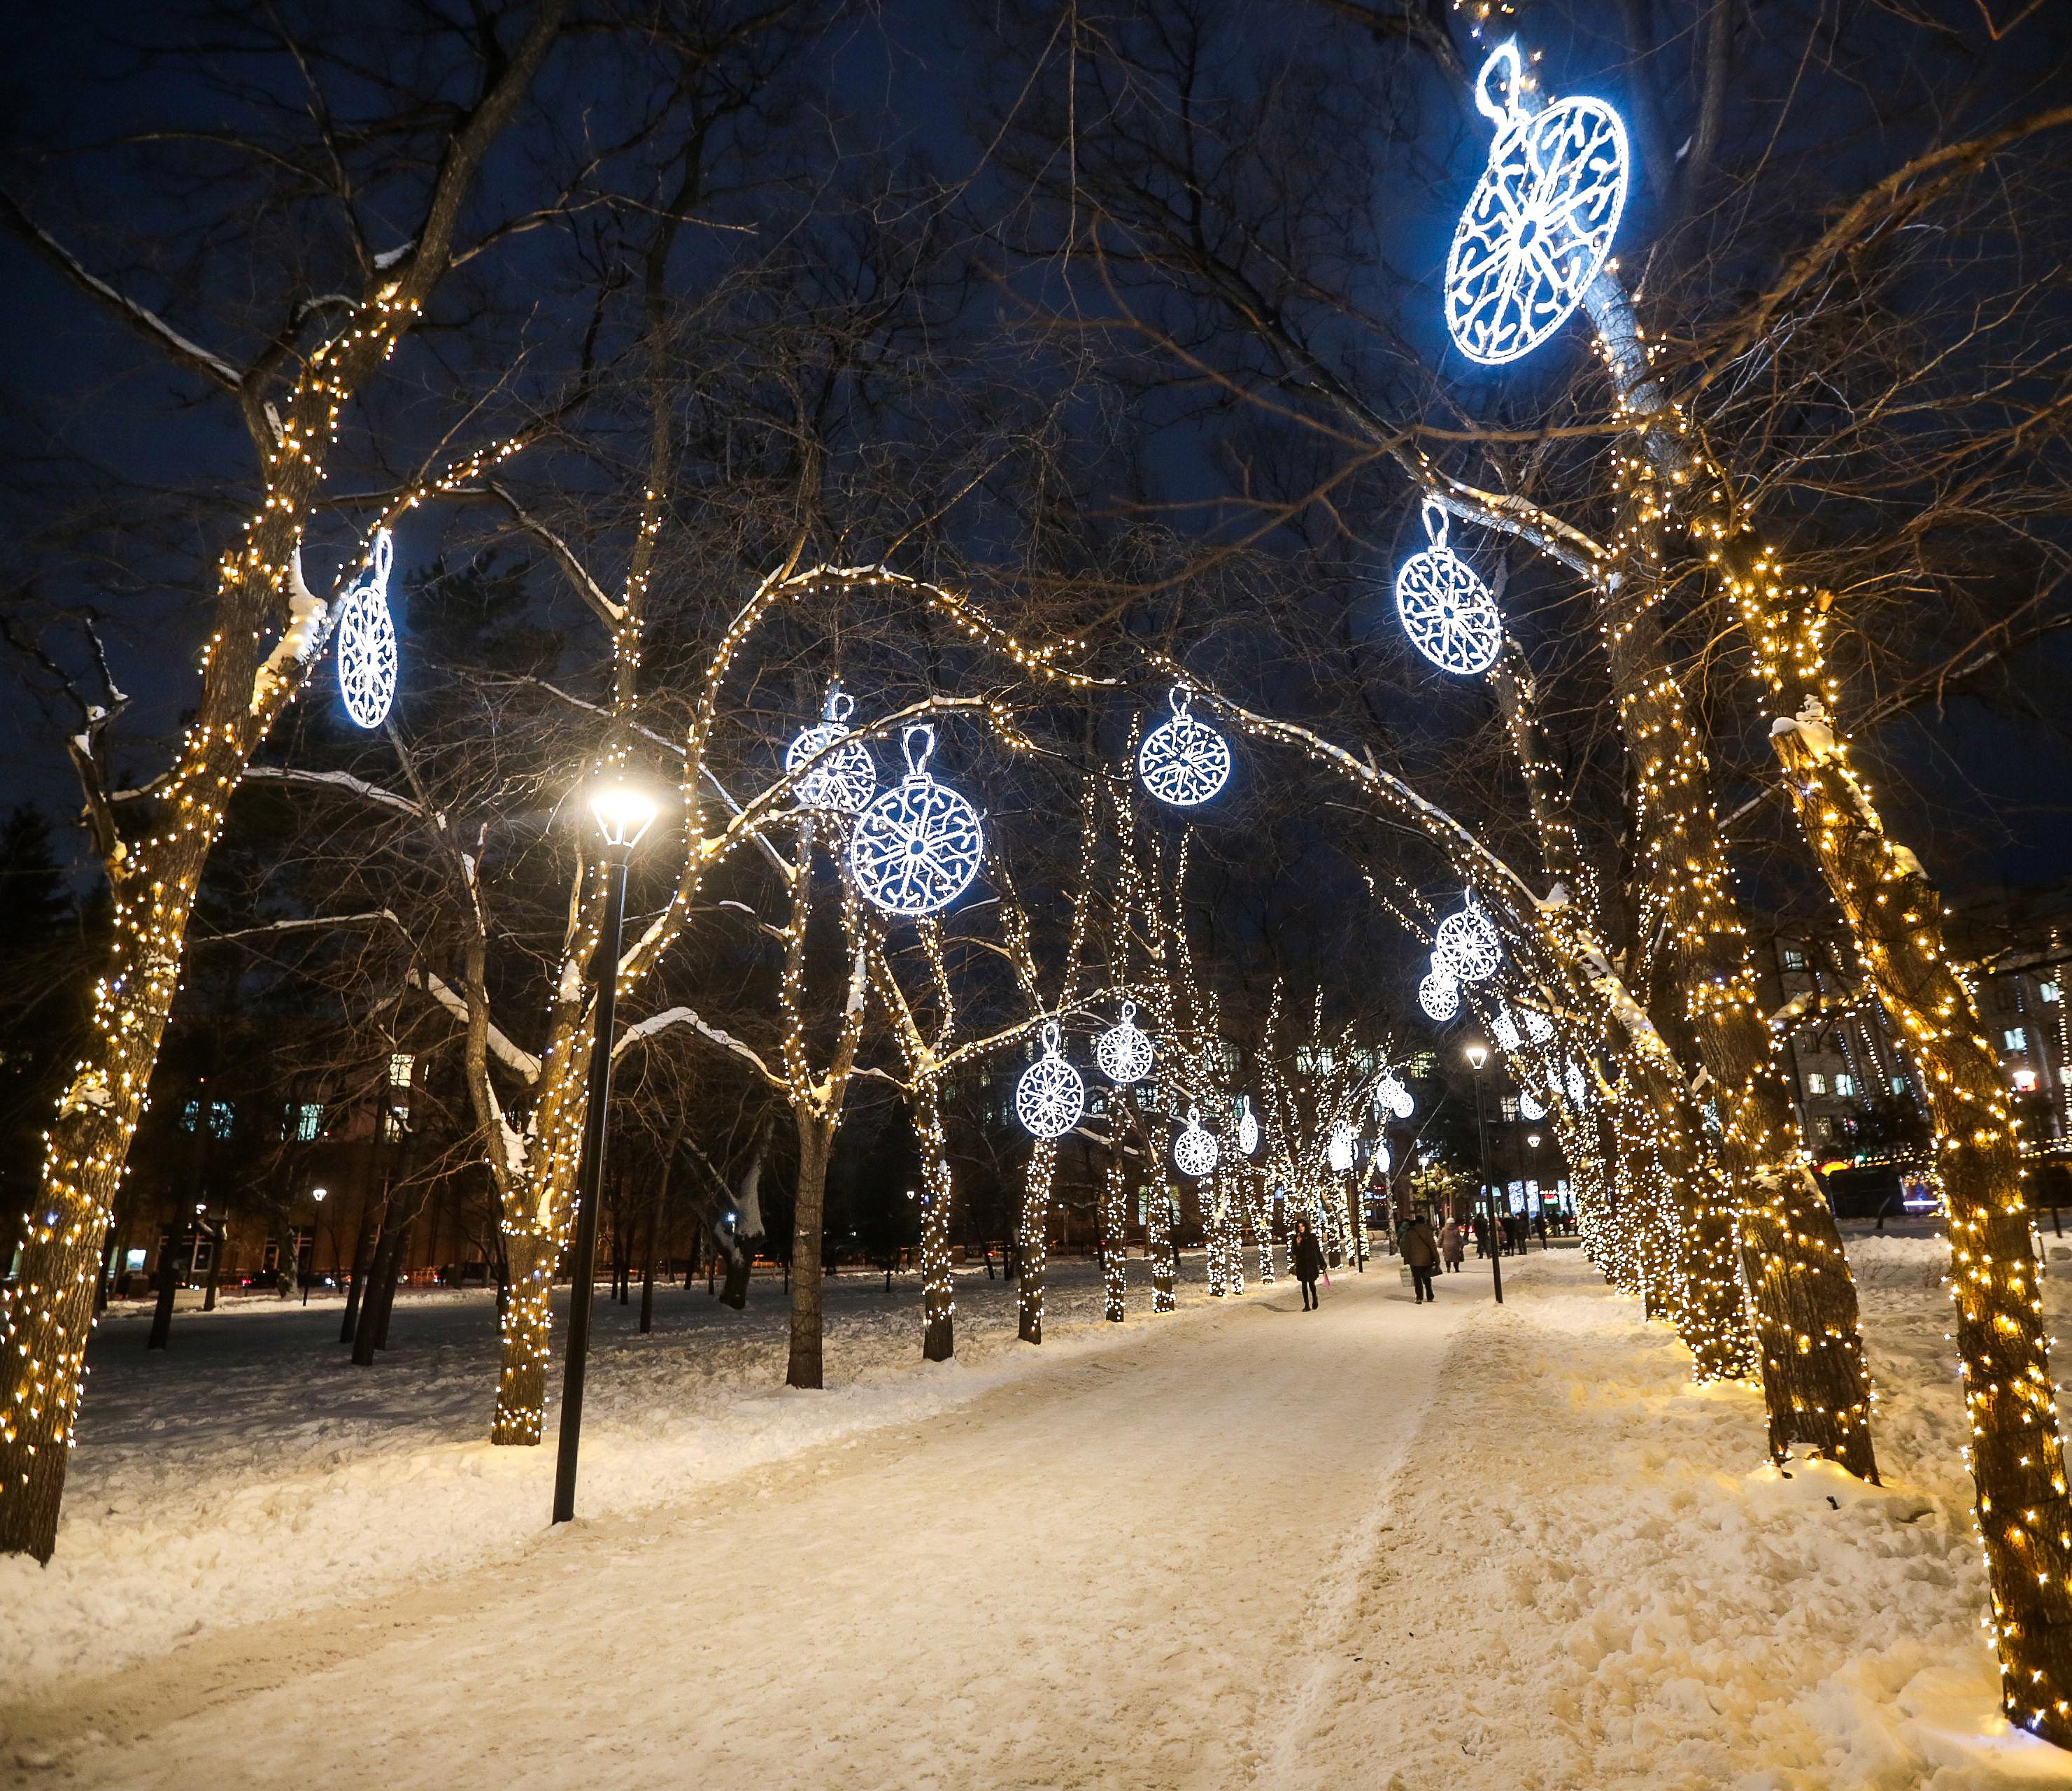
xmin=1465 ymin=1040 xmax=1500 ymax=1305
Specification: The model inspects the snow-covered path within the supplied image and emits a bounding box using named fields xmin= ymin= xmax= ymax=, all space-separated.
xmin=4 ymin=1266 xmax=1471 ymax=1790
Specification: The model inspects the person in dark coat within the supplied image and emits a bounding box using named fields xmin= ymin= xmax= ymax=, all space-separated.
xmin=1292 ymin=1219 xmax=1325 ymax=1310
xmin=1399 ymin=1208 xmax=1440 ymax=1303
xmin=1439 ymin=1216 xmax=1463 ymax=1273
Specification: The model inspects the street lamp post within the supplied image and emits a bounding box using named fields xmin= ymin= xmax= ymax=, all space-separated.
xmin=552 ymin=778 xmax=661 ymax=1527
xmin=1466 ymin=1042 xmax=1501 ymax=1305
xmin=1525 ymin=1132 xmax=1542 ymax=1248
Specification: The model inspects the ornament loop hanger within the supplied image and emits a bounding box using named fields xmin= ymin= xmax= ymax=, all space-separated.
xmin=823 ymin=684 xmax=855 ymax=724
xmin=1475 ymin=38 xmax=1524 ymax=129
xmin=362 ymin=528 xmax=395 ymax=588
xmin=1119 ymin=998 xmax=1137 ymax=1024
xmin=1420 ymin=497 xmax=1451 ymax=551
xmin=1040 ymin=1018 xmax=1062 ymax=1056
xmin=1168 ymin=683 xmax=1193 ymax=720
xmin=901 ymin=723 xmax=936 ymax=780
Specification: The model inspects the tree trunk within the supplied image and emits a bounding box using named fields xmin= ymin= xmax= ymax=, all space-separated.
xmin=146 ymin=1226 xmax=180 ymax=1353
xmin=201 ymin=1213 xmax=224 ymax=1312
xmin=1100 ymin=1159 xmax=1129 ymax=1323
xmin=1148 ymin=1182 xmax=1175 ymax=1313
xmin=371 ymin=1210 xmax=412 ymax=1352
xmin=1770 ymin=698 xmax=2072 ymax=1732
xmin=1017 ymin=1142 xmax=1058 ymax=1344
xmin=916 ymin=1086 xmax=956 ymax=1360
xmin=786 ymin=1122 xmax=834 ymax=1389
xmin=639 ymin=1169 xmax=662 ymax=1337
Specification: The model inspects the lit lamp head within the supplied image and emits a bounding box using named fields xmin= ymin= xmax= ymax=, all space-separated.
xmin=1465 ymin=1042 xmax=1489 ymax=1071
xmin=1526 ymin=1134 xmax=1541 ymax=1151
xmin=311 ymin=1187 xmax=329 ymax=1203
xmin=588 ymin=778 xmax=663 ymax=856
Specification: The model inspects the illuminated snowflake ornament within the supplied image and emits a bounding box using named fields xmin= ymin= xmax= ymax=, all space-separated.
xmin=1015 ymin=1020 xmax=1086 ymax=1140
xmin=1137 ymin=684 xmax=1232 ymax=807
xmin=1095 ymin=1000 xmax=1155 ymax=1086
xmin=1173 ymin=1105 xmax=1219 ymax=1178
xmin=1375 ymin=1073 xmax=1415 ymax=1120
xmin=848 ymin=724 xmax=986 ymax=916
xmin=1521 ymin=1006 xmax=1556 ymax=1045
xmin=1375 ymin=1141 xmax=1392 ymax=1178
xmin=1491 ymin=1007 xmax=1522 ymax=1054
xmin=1235 ymin=1094 xmax=1261 ymax=1158
xmin=1518 ymin=1090 xmax=1547 ymax=1121
xmin=1566 ymin=1061 xmax=1588 ymax=1107
xmin=1444 ymin=39 xmax=1630 ymax=367
xmin=1433 ymin=897 xmax=1502 ymax=984
xmin=1419 ymin=965 xmax=1462 ymax=1022
xmin=785 ymin=686 xmax=876 ymax=815
xmin=1328 ymin=1121 xmax=1356 ymax=1175
xmin=1395 ymin=501 xmax=1504 ymax=677
xmin=336 ymin=530 xmax=398 ymax=729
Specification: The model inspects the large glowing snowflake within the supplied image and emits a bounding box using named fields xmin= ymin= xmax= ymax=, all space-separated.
xmin=785 ymin=686 xmax=877 ymax=814
xmin=1328 ymin=1121 xmax=1356 ymax=1175
xmin=1235 ymin=1094 xmax=1260 ymax=1157
xmin=1173 ymin=1105 xmax=1219 ymax=1178
xmin=1433 ymin=898 xmax=1502 ymax=983
xmin=1396 ymin=500 xmax=1503 ymax=677
xmin=1137 ymin=685 xmax=1232 ymax=808
xmin=1095 ymin=1000 xmax=1155 ymax=1086
xmin=1419 ymin=966 xmax=1461 ymax=1021
xmin=1518 ymin=1090 xmax=1547 ymax=1121
xmin=1016 ymin=1021 xmax=1086 ymax=1140
xmin=1444 ymin=40 xmax=1630 ymax=367
xmin=1492 ymin=1007 xmax=1522 ymax=1054
xmin=336 ymin=530 xmax=398 ymax=729
xmin=848 ymin=724 xmax=985 ymax=916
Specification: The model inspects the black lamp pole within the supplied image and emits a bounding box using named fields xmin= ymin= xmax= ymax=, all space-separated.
xmin=552 ymin=834 xmax=634 ymax=1526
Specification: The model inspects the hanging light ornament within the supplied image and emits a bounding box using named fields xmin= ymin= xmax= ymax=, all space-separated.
xmin=1518 ymin=1090 xmax=1547 ymax=1121
xmin=1235 ymin=1094 xmax=1261 ymax=1157
xmin=1566 ymin=1061 xmax=1588 ymax=1107
xmin=1443 ymin=39 xmax=1631 ymax=367
xmin=784 ymin=685 xmax=877 ymax=815
xmin=1375 ymin=1140 xmax=1393 ymax=1177
xmin=1328 ymin=1121 xmax=1356 ymax=1175
xmin=1379 ymin=1073 xmax=1415 ymax=1119
xmin=1521 ymin=1006 xmax=1555 ymax=1045
xmin=1394 ymin=500 xmax=1504 ymax=677
xmin=336 ymin=530 xmax=399 ymax=729
xmin=1173 ymin=1105 xmax=1219 ymax=1178
xmin=848 ymin=724 xmax=986 ymax=916
xmin=1094 ymin=1000 xmax=1155 ymax=1086
xmin=1491 ymin=1006 xmax=1522 ymax=1054
xmin=1419 ymin=965 xmax=1461 ymax=1021
xmin=1433 ymin=897 xmax=1503 ymax=984
xmin=1137 ymin=684 xmax=1232 ymax=807
xmin=1015 ymin=1021 xmax=1086 ymax=1140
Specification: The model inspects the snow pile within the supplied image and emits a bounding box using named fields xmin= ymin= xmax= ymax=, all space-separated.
xmin=0 ymin=1259 xmax=1222 ymax=1693
xmin=1843 ymin=1231 xmax=1950 ymax=1289
xmin=1282 ymin=1254 xmax=2072 ymax=1790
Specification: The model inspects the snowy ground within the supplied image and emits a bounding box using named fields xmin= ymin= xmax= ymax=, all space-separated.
xmin=8 ymin=1238 xmax=2072 ymax=1788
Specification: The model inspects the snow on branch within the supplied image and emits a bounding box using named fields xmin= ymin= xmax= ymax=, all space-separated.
xmin=407 ymin=968 xmax=542 ymax=1082
xmin=241 ymin=764 xmax=425 ymax=819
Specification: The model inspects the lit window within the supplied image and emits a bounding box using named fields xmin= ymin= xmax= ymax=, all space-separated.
xmin=292 ymin=1103 xmax=322 ymax=1142
xmin=1892 ymin=1076 xmax=1908 ymax=1096
xmin=205 ymin=1100 xmax=233 ymax=1140
xmin=388 ymin=1052 xmax=416 ymax=1088
xmin=1833 ymin=1074 xmax=1856 ymax=1098
xmin=2042 ymin=982 xmax=2062 ymax=1005
xmin=2005 ymin=1028 xmax=2028 ymax=1054
xmin=180 ymin=1099 xmax=199 ymax=1132
xmin=385 ymin=1106 xmax=409 ymax=1140
xmin=1805 ymin=1073 xmax=1826 ymax=1096
xmin=2014 ymin=1068 xmax=2039 ymax=1093
xmin=1500 ymin=1095 xmax=1519 ymax=1121
xmin=1782 ymin=947 xmax=1806 ymax=970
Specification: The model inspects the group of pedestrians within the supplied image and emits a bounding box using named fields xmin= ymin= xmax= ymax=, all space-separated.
xmin=1286 ymin=1201 xmax=1570 ymax=1310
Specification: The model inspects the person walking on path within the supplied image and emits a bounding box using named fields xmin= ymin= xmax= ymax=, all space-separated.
xmin=1293 ymin=1220 xmax=1324 ymax=1311
xmin=1440 ymin=1215 xmax=1463 ymax=1273
xmin=1398 ymin=1208 xmax=1439 ymax=1304
xmin=1533 ymin=1210 xmax=1548 ymax=1248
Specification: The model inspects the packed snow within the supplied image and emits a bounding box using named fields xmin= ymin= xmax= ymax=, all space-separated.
xmin=5 ymin=1236 xmax=2072 ymax=1788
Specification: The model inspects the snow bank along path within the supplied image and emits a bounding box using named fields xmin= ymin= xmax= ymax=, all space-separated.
xmin=3 ymin=1263 xmax=1467 ymax=1789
